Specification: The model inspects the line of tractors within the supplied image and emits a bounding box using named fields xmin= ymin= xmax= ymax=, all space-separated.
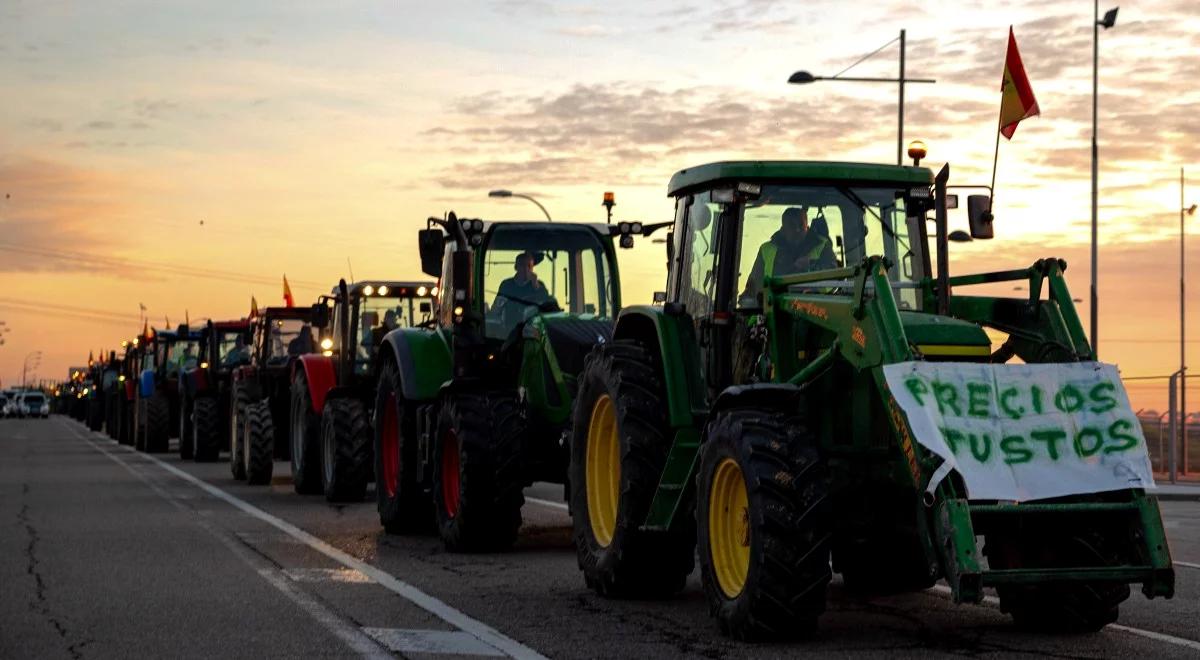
xmin=54 ymin=154 xmax=1174 ymax=640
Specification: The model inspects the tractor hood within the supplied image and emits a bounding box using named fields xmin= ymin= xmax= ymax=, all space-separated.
xmin=898 ymin=311 xmax=991 ymax=360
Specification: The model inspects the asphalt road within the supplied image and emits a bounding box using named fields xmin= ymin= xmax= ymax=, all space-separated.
xmin=3 ymin=415 xmax=1199 ymax=659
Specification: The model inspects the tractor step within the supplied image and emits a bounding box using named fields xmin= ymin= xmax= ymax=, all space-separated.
xmin=641 ymin=428 xmax=702 ymax=532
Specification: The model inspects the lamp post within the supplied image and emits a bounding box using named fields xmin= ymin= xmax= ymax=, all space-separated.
xmin=22 ymin=350 xmax=42 ymax=389
xmin=488 ymin=190 xmax=552 ymax=222
xmin=1181 ymin=167 xmax=1196 ymax=474
xmin=788 ymin=29 xmax=935 ymax=166
xmin=1091 ymin=4 xmax=1119 ymax=356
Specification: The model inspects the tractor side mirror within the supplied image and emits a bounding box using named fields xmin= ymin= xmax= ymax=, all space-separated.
xmin=665 ymin=231 xmax=674 ymax=265
xmin=419 ymin=301 xmax=432 ymax=315
xmin=945 ymin=193 xmax=959 ymax=210
xmin=418 ymin=229 xmax=445 ymax=277
xmin=966 ymin=195 xmax=994 ymax=240
xmin=653 ymin=291 xmax=667 ymax=304
xmin=310 ymin=302 xmax=330 ymax=329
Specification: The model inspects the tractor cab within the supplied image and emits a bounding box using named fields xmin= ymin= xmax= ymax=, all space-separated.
xmin=418 ymin=216 xmax=633 ymax=391
xmin=317 ymin=280 xmax=436 ymax=377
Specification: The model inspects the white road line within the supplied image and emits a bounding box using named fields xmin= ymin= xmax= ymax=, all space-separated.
xmin=930 ymin=584 xmax=1200 ymax=652
xmin=1175 ymin=560 xmax=1200 ymax=570
xmin=59 ymin=420 xmax=390 ymax=659
xmin=525 ymin=497 xmax=569 ymax=512
xmin=63 ymin=419 xmax=548 ymax=660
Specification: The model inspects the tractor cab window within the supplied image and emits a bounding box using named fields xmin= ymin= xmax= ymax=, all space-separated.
xmin=218 ymin=331 xmax=251 ymax=367
xmin=353 ymin=295 xmax=412 ymax=371
xmin=264 ymin=318 xmax=313 ymax=363
xmin=480 ymin=224 xmax=614 ymax=340
xmin=678 ymin=192 xmax=725 ymax=321
xmin=735 ymin=184 xmax=920 ymax=310
xmin=167 ymin=340 xmax=200 ymax=372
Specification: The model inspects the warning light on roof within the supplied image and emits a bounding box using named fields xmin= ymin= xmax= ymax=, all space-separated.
xmin=907 ymin=140 xmax=927 ymax=166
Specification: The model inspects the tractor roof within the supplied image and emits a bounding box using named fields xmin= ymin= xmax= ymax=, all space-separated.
xmin=482 ymin=221 xmax=614 ymax=250
xmin=260 ymin=306 xmax=314 ymax=321
xmin=667 ymin=161 xmax=934 ymax=196
xmin=339 ymin=281 xmax=437 ymax=298
xmin=212 ymin=319 xmax=250 ymax=331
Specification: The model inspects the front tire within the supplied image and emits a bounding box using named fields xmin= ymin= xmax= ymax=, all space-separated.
xmin=230 ymin=384 xmax=250 ymax=480
xmin=290 ymin=373 xmax=323 ymax=495
xmin=192 ymin=397 xmax=221 ymax=462
xmin=696 ymin=409 xmax=831 ymax=640
xmin=321 ymin=398 xmax=371 ymax=503
xmin=373 ymin=361 xmax=432 ymax=534
xmin=245 ymin=400 xmax=275 ymax=485
xmin=178 ymin=394 xmax=194 ymax=460
xmin=569 ymin=341 xmax=695 ymax=597
xmin=143 ymin=395 xmax=170 ymax=453
xmin=433 ymin=392 xmax=524 ymax=552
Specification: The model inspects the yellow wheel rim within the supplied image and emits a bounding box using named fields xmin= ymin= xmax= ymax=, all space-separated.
xmin=709 ymin=457 xmax=750 ymax=598
xmin=585 ymin=394 xmax=620 ymax=548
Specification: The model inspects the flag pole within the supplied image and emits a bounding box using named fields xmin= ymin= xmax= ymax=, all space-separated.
xmin=988 ymin=113 xmax=1002 ymax=212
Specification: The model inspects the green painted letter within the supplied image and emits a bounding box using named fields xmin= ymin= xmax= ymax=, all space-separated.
xmin=1105 ymin=419 xmax=1140 ymax=454
xmin=1030 ymin=428 xmax=1067 ymax=460
xmin=1001 ymin=435 xmax=1033 ymax=464
xmin=932 ymin=381 xmax=962 ymax=416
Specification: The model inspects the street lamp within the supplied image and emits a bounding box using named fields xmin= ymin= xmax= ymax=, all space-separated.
xmin=1090 ymin=4 xmax=1118 ymax=357
xmin=1180 ymin=167 xmax=1195 ymax=474
xmin=788 ymin=29 xmax=935 ymax=166
xmin=488 ymin=189 xmax=552 ymax=222
xmin=22 ymin=350 xmax=42 ymax=389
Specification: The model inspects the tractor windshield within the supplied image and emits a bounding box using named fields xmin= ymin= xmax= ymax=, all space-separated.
xmin=167 ymin=340 xmax=200 ymax=372
xmin=481 ymin=224 xmax=615 ymax=339
xmin=736 ymin=184 xmax=923 ymax=310
xmin=352 ymin=296 xmax=422 ymax=370
xmin=267 ymin=318 xmax=314 ymax=363
xmin=217 ymin=330 xmax=251 ymax=368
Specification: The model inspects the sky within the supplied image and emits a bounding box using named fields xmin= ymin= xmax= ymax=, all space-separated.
xmin=1 ymin=0 xmax=1199 ymax=412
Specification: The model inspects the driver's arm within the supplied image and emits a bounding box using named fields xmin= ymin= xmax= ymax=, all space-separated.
xmin=739 ymin=244 xmax=767 ymax=304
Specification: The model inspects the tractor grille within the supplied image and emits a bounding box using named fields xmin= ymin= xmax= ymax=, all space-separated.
xmin=543 ymin=318 xmax=612 ymax=376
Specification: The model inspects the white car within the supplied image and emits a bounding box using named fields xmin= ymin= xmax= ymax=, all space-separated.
xmin=16 ymin=392 xmax=49 ymax=418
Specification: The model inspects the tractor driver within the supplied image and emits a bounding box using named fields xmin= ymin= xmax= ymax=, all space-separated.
xmin=492 ymin=252 xmax=549 ymax=332
xmin=371 ymin=309 xmax=399 ymax=346
xmin=740 ymin=206 xmax=837 ymax=305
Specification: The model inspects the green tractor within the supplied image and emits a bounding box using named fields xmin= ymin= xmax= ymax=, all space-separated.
xmin=569 ymin=160 xmax=1174 ymax=638
xmin=371 ymin=213 xmax=657 ymax=550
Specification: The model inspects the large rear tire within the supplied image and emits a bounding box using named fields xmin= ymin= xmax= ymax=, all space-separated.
xmin=144 ymin=395 xmax=170 ymax=453
xmin=178 ymin=394 xmax=194 ymax=460
xmin=230 ymin=384 xmax=250 ymax=480
xmin=569 ymin=341 xmax=695 ymax=598
xmin=192 ymin=397 xmax=221 ymax=462
xmin=245 ymin=400 xmax=275 ymax=485
xmin=433 ymin=392 xmax=524 ymax=552
xmin=373 ymin=361 xmax=432 ymax=534
xmin=321 ymin=397 xmax=371 ymax=503
xmin=696 ymin=409 xmax=831 ymax=640
xmin=987 ymin=531 xmax=1130 ymax=632
xmin=290 ymin=372 xmax=323 ymax=495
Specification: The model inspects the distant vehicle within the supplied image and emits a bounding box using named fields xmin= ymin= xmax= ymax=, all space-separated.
xmin=15 ymin=391 xmax=49 ymax=418
xmin=0 ymin=391 xmax=12 ymax=418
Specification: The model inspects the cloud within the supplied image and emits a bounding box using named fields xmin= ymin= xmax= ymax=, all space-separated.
xmin=555 ymin=25 xmax=610 ymax=38
xmin=428 ymin=82 xmax=896 ymax=189
xmin=0 ymin=156 xmax=129 ymax=274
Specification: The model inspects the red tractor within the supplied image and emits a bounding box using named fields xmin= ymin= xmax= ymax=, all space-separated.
xmin=179 ymin=319 xmax=252 ymax=461
xmin=230 ymin=306 xmax=319 ymax=484
xmin=290 ymin=280 xmax=435 ymax=501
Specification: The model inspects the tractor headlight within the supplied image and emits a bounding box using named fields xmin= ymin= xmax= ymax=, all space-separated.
xmin=630 ymin=222 xmax=643 ymax=234
xmin=320 ymin=338 xmax=333 ymax=350
xmin=200 ymin=362 xmax=209 ymax=369
xmin=417 ymin=286 xmax=428 ymax=296
xmin=363 ymin=285 xmax=375 ymax=296
xmin=430 ymin=286 xmax=439 ymax=297
xmin=378 ymin=285 xmax=389 ymax=296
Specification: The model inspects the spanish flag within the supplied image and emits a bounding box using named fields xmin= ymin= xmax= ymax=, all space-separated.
xmin=283 ymin=275 xmax=295 ymax=308
xmin=999 ymin=27 xmax=1039 ymax=139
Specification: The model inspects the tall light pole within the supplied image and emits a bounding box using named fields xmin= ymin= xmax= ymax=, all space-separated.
xmin=22 ymin=350 xmax=42 ymax=389
xmin=788 ymin=29 xmax=935 ymax=166
xmin=1091 ymin=4 xmax=1119 ymax=356
xmin=1181 ymin=167 xmax=1196 ymax=474
xmin=488 ymin=190 xmax=552 ymax=222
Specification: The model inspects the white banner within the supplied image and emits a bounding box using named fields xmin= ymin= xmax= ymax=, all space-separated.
xmin=882 ymin=361 xmax=1155 ymax=502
